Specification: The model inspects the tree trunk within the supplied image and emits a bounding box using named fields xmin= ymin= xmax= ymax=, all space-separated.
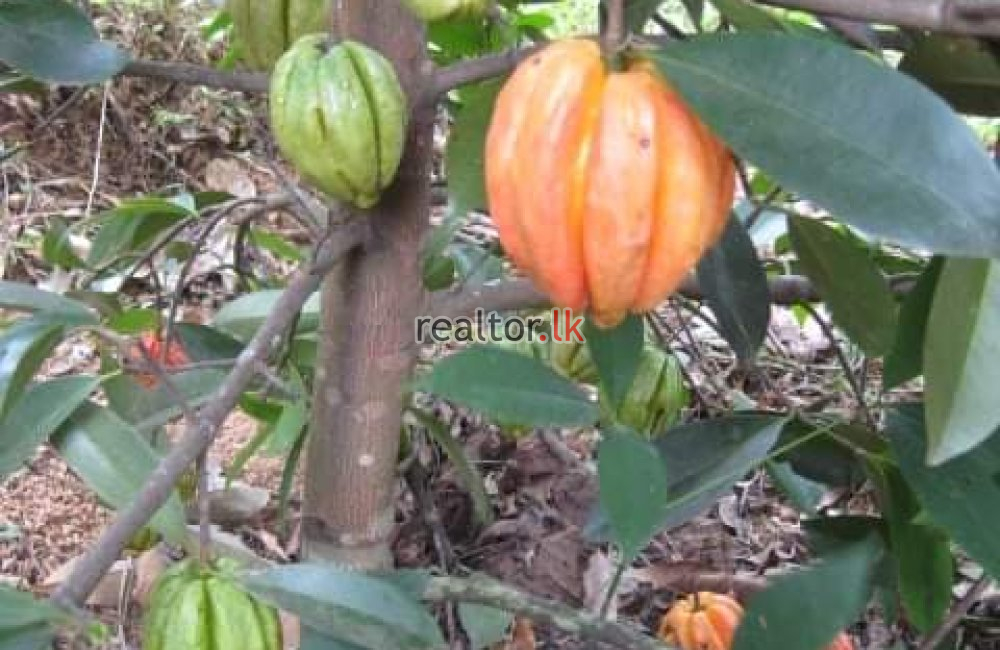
xmin=301 ymin=0 xmax=431 ymax=577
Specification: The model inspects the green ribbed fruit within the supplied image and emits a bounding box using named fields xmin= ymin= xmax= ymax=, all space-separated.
xmin=143 ymin=558 xmax=281 ymax=650
xmin=604 ymin=346 xmax=688 ymax=436
xmin=270 ymin=35 xmax=407 ymax=209
xmin=402 ymin=0 xmax=489 ymax=22
xmin=226 ymin=0 xmax=332 ymax=71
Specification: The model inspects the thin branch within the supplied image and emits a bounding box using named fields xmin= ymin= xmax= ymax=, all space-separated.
xmin=604 ymin=0 xmax=626 ymax=54
xmin=50 ymin=220 xmax=369 ymax=610
xmin=918 ymin=576 xmax=992 ymax=650
xmin=753 ymin=0 xmax=1000 ymax=37
xmin=422 ymin=575 xmax=672 ymax=649
xmin=431 ymin=46 xmax=538 ymax=98
xmin=119 ymin=59 xmax=268 ymax=93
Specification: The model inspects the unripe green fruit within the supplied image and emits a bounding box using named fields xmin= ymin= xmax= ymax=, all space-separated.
xmin=402 ymin=0 xmax=490 ymax=22
xmin=604 ymin=346 xmax=687 ymax=436
xmin=226 ymin=0 xmax=332 ymax=71
xmin=270 ymin=35 xmax=408 ymax=209
xmin=143 ymin=558 xmax=281 ymax=650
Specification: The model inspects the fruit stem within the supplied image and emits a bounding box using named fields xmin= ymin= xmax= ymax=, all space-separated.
xmin=603 ymin=0 xmax=627 ymax=68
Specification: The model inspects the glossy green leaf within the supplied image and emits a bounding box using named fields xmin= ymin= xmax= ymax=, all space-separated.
xmin=766 ymin=461 xmax=823 ymax=514
xmin=696 ymin=215 xmax=770 ymax=361
xmin=447 ymin=80 xmax=501 ymax=215
xmin=241 ymin=564 xmax=445 ymax=650
xmin=0 ymin=319 xmax=65 ymax=419
xmin=41 ymin=216 xmax=84 ymax=270
xmin=249 ymin=228 xmax=305 ymax=262
xmin=584 ymin=315 xmax=644 ymax=408
xmin=598 ymin=427 xmax=669 ymax=557
xmin=871 ymin=462 xmax=952 ymax=631
xmin=656 ymin=414 xmax=785 ymax=529
xmin=0 ymin=585 xmax=63 ymax=629
xmin=0 ymin=281 xmax=95 ymax=322
xmin=0 ymin=376 xmax=99 ymax=479
xmin=416 ymin=346 xmax=599 ymax=427
xmin=458 ymin=604 xmax=512 ymax=650
xmin=888 ymin=404 xmax=1000 ymax=580
xmin=883 ymin=258 xmax=943 ymax=389
xmin=654 ymin=34 xmax=1000 ymax=258
xmin=104 ymin=369 xmax=226 ymax=432
xmin=213 ymin=290 xmax=320 ymax=341
xmin=733 ymin=534 xmax=880 ymax=650
xmin=589 ymin=414 xmax=784 ymax=541
xmin=87 ymin=198 xmax=193 ymax=268
xmin=51 ymin=401 xmax=187 ymax=543
xmin=924 ymin=258 xmax=1000 ymax=464
xmin=710 ymin=0 xmax=784 ymax=30
xmin=789 ymin=216 xmax=898 ymax=355
xmin=174 ymin=322 xmax=244 ymax=362
xmin=106 ymin=308 xmax=159 ymax=334
xmin=0 ymin=0 xmax=129 ymax=84
xmin=900 ymin=34 xmax=1000 ymax=117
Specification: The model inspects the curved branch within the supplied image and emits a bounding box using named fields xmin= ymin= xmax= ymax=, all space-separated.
xmin=431 ymin=46 xmax=537 ymax=97
xmin=423 ymin=575 xmax=672 ymax=649
xmin=430 ymin=274 xmax=915 ymax=319
xmin=120 ymin=59 xmax=268 ymax=93
xmin=50 ymin=220 xmax=369 ymax=609
xmin=753 ymin=0 xmax=1000 ymax=36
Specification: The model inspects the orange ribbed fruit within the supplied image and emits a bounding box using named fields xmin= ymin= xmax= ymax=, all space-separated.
xmin=485 ymin=39 xmax=735 ymax=328
xmin=658 ymin=592 xmax=744 ymax=650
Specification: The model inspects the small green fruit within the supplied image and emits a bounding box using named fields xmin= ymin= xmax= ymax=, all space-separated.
xmin=270 ymin=35 xmax=408 ymax=209
xmin=226 ymin=0 xmax=332 ymax=71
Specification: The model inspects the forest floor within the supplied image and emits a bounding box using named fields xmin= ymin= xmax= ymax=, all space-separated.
xmin=0 ymin=5 xmax=992 ymax=650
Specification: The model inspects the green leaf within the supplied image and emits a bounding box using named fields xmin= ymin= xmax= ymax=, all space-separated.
xmin=924 ymin=258 xmax=1000 ymax=464
xmin=0 ymin=585 xmax=62 ymax=630
xmin=41 ymin=216 xmax=84 ymax=270
xmin=213 ymin=290 xmax=320 ymax=341
xmin=598 ymin=427 xmax=669 ymax=558
xmin=447 ymin=80 xmax=501 ymax=215
xmin=887 ymin=404 xmax=1000 ymax=580
xmin=696 ymin=215 xmax=770 ymax=361
xmin=240 ymin=565 xmax=445 ymax=650
xmin=249 ymin=228 xmax=305 ymax=262
xmin=710 ymin=0 xmax=785 ymax=31
xmin=412 ymin=409 xmax=493 ymax=526
xmin=870 ymin=462 xmax=952 ymax=631
xmin=0 ymin=376 xmax=99 ymax=479
xmin=789 ymin=217 xmax=898 ymax=355
xmin=584 ymin=315 xmax=644 ymax=408
xmin=899 ymin=34 xmax=1000 ymax=117
xmin=654 ymin=34 xmax=1000 ymax=258
xmin=51 ymin=401 xmax=187 ymax=544
xmin=0 ymin=281 xmax=95 ymax=322
xmin=733 ymin=534 xmax=881 ymax=650
xmin=416 ymin=346 xmax=599 ymax=427
xmin=87 ymin=198 xmax=193 ymax=268
xmin=0 ymin=622 xmax=56 ymax=650
xmin=590 ymin=414 xmax=785 ymax=541
xmin=458 ymin=604 xmax=512 ymax=650
xmin=774 ymin=419 xmax=870 ymax=488
xmin=766 ymin=461 xmax=824 ymax=515
xmin=656 ymin=414 xmax=785 ymax=529
xmin=0 ymin=319 xmax=65 ymax=419
xmin=883 ymin=258 xmax=944 ymax=389
xmin=174 ymin=322 xmax=244 ymax=362
xmin=0 ymin=0 xmax=130 ymax=85
xmin=104 ymin=369 xmax=226 ymax=432
xmin=106 ymin=308 xmax=159 ymax=334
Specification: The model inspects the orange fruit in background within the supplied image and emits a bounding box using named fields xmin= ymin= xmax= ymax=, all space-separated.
xmin=485 ymin=39 xmax=734 ymax=329
xmin=658 ymin=592 xmax=744 ymax=650
xmin=126 ymin=331 xmax=189 ymax=388
xmin=658 ymin=591 xmax=857 ymax=650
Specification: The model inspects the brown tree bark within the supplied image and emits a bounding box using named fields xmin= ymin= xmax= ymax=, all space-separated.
xmin=302 ymin=3 xmax=431 ymax=572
